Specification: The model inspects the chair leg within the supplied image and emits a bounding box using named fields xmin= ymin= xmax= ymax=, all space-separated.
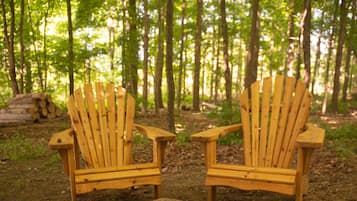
xmin=207 ymin=186 xmax=216 ymax=201
xmin=154 ymin=185 xmax=161 ymax=199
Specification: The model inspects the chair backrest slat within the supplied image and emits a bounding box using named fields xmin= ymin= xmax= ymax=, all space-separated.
xmin=107 ymin=83 xmax=117 ymax=166
xmin=272 ymin=77 xmax=295 ymax=167
xmin=84 ymin=84 xmax=105 ymax=167
xmin=67 ymin=96 xmax=93 ymax=167
xmin=74 ymin=89 xmax=99 ymax=168
xmin=124 ymin=95 xmax=135 ymax=165
xmin=277 ymin=80 xmax=306 ymax=167
xmin=240 ymin=90 xmax=252 ymax=166
xmin=240 ymin=76 xmax=311 ymax=168
xmin=116 ymin=87 xmax=126 ymax=166
xmin=265 ymin=76 xmax=284 ymax=167
xmin=259 ymin=77 xmax=272 ymax=166
xmin=95 ymin=82 xmax=110 ymax=167
xmin=250 ymin=81 xmax=260 ymax=167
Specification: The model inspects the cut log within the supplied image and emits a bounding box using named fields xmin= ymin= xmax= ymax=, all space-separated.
xmin=55 ymin=107 xmax=63 ymax=117
xmin=41 ymin=107 xmax=48 ymax=117
xmin=47 ymin=112 xmax=57 ymax=119
xmin=39 ymin=100 xmax=47 ymax=108
xmin=48 ymin=103 xmax=56 ymax=113
xmin=0 ymin=113 xmax=37 ymax=121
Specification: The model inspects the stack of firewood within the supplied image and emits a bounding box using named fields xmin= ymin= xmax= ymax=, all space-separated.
xmin=0 ymin=93 xmax=63 ymax=124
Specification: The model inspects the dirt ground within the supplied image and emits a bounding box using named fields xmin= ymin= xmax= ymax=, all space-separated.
xmin=0 ymin=111 xmax=356 ymax=201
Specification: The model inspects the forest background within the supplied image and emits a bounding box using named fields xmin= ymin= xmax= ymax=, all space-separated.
xmin=0 ymin=0 xmax=356 ymax=132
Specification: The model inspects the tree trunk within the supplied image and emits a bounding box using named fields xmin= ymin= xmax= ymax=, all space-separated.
xmin=342 ymin=2 xmax=355 ymax=101
xmin=142 ymin=0 xmax=149 ymax=113
xmin=42 ymin=1 xmax=51 ymax=92
xmin=177 ymin=0 xmax=186 ymax=111
xmin=322 ymin=0 xmax=339 ymax=114
xmin=244 ymin=0 xmax=260 ymax=89
xmin=193 ymin=0 xmax=203 ymax=111
xmin=66 ymin=0 xmax=74 ymax=95
xmin=1 ymin=0 xmax=19 ymax=96
xmin=19 ymin=0 xmax=26 ymax=94
xmin=302 ymin=0 xmax=311 ymax=87
xmin=284 ymin=0 xmax=295 ymax=77
xmin=166 ymin=0 xmax=175 ymax=132
xmin=311 ymin=29 xmax=322 ymax=96
xmin=220 ymin=0 xmax=232 ymax=107
xmin=128 ymin=0 xmax=138 ymax=96
xmin=331 ymin=0 xmax=348 ymax=112
xmin=121 ymin=0 xmax=128 ymax=87
xmin=295 ymin=32 xmax=302 ymax=80
xmin=154 ymin=0 xmax=164 ymax=114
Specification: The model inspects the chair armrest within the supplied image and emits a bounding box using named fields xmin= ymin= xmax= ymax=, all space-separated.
xmin=133 ymin=124 xmax=176 ymax=142
xmin=48 ymin=128 xmax=74 ymax=150
xmin=296 ymin=123 xmax=325 ymax=148
xmin=190 ymin=124 xmax=242 ymax=142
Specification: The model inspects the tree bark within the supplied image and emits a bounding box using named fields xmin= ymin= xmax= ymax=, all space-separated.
xmin=220 ymin=0 xmax=232 ymax=107
xmin=244 ymin=0 xmax=260 ymax=89
xmin=19 ymin=0 xmax=26 ymax=94
xmin=284 ymin=0 xmax=295 ymax=77
xmin=128 ymin=0 xmax=138 ymax=96
xmin=1 ymin=0 xmax=19 ymax=96
xmin=331 ymin=0 xmax=348 ymax=112
xmin=66 ymin=0 xmax=74 ymax=95
xmin=166 ymin=0 xmax=175 ymax=132
xmin=142 ymin=0 xmax=149 ymax=112
xmin=322 ymin=0 xmax=339 ymax=114
xmin=342 ymin=2 xmax=355 ymax=101
xmin=154 ymin=0 xmax=164 ymax=114
xmin=177 ymin=0 xmax=186 ymax=111
xmin=193 ymin=0 xmax=203 ymax=111
xmin=302 ymin=0 xmax=311 ymax=87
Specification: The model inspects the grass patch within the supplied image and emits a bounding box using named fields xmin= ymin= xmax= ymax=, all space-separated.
xmin=325 ymin=122 xmax=357 ymax=158
xmin=0 ymin=134 xmax=47 ymax=161
xmin=176 ymin=132 xmax=191 ymax=146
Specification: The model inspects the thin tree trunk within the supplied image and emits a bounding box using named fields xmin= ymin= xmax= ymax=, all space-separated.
xmin=220 ymin=0 xmax=232 ymax=106
xmin=295 ymin=32 xmax=302 ymax=80
xmin=244 ymin=0 xmax=260 ymax=89
xmin=284 ymin=0 xmax=295 ymax=77
xmin=128 ymin=0 xmax=138 ymax=96
xmin=154 ymin=0 xmax=164 ymax=114
xmin=193 ymin=0 xmax=203 ymax=111
xmin=177 ymin=0 xmax=186 ymax=111
xmin=19 ymin=0 xmax=26 ymax=94
xmin=143 ymin=0 xmax=149 ymax=112
xmin=66 ymin=0 xmax=74 ymax=95
xmin=322 ymin=0 xmax=339 ymax=114
xmin=166 ymin=0 xmax=175 ymax=132
xmin=1 ymin=0 xmax=19 ymax=96
xmin=331 ymin=0 xmax=348 ymax=112
xmin=121 ymin=0 xmax=127 ymax=87
xmin=302 ymin=0 xmax=311 ymax=87
xmin=342 ymin=2 xmax=355 ymax=101
xmin=311 ymin=30 xmax=322 ymax=96
xmin=42 ymin=0 xmax=50 ymax=92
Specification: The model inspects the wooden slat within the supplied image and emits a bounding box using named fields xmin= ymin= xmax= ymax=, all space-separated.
xmin=124 ymin=94 xmax=135 ymax=165
xmin=296 ymin=124 xmax=325 ymax=148
xmin=282 ymin=90 xmax=311 ymax=167
xmin=75 ymin=163 xmax=157 ymax=175
xmin=67 ymin=96 xmax=93 ymax=167
xmin=240 ymin=90 xmax=251 ymax=166
xmin=272 ymin=77 xmax=295 ymax=167
xmin=74 ymin=89 xmax=99 ymax=168
xmin=207 ymin=168 xmax=296 ymax=184
xmin=107 ymin=83 xmax=117 ymax=167
xmin=211 ymin=164 xmax=296 ymax=175
xmin=205 ymin=176 xmax=295 ymax=196
xmin=84 ymin=84 xmax=105 ymax=167
xmin=95 ymin=82 xmax=110 ymax=167
xmin=116 ymin=87 xmax=126 ymax=166
xmin=265 ymin=76 xmax=284 ymax=167
xmin=259 ymin=77 xmax=272 ymax=166
xmin=75 ymin=167 xmax=160 ymax=183
xmin=76 ymin=176 xmax=161 ymax=194
xmin=250 ymin=81 xmax=260 ymax=167
xmin=277 ymin=80 xmax=306 ymax=167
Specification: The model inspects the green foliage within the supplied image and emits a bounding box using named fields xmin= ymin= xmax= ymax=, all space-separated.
xmin=217 ymin=130 xmax=243 ymax=145
xmin=176 ymin=132 xmax=190 ymax=146
xmin=0 ymin=134 xmax=47 ymax=161
xmin=132 ymin=133 xmax=150 ymax=145
xmin=207 ymin=101 xmax=241 ymax=126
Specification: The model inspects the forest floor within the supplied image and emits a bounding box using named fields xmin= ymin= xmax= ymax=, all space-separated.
xmin=0 ymin=109 xmax=356 ymax=201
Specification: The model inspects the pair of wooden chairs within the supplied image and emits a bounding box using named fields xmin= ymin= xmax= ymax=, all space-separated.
xmin=49 ymin=76 xmax=324 ymax=201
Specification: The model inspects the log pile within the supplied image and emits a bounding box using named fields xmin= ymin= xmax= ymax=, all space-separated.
xmin=0 ymin=93 xmax=63 ymax=124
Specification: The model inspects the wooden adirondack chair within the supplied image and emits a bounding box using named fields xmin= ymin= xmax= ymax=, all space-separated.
xmin=191 ymin=76 xmax=325 ymax=201
xmin=48 ymin=83 xmax=175 ymax=201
